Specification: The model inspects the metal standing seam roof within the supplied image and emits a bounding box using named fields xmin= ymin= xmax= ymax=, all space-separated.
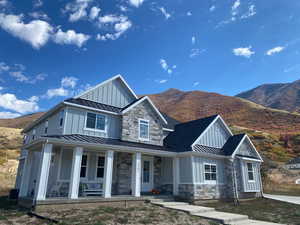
xmin=42 ymin=134 xmax=170 ymax=151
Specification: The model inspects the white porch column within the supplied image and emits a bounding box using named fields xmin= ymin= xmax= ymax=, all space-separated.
xmin=173 ymin=157 xmax=180 ymax=196
xmin=68 ymin=147 xmax=83 ymax=199
xmin=19 ymin=150 xmax=33 ymax=197
xmin=34 ymin=143 xmax=53 ymax=201
xmin=103 ymin=150 xmax=114 ymax=198
xmin=131 ymin=152 xmax=141 ymax=197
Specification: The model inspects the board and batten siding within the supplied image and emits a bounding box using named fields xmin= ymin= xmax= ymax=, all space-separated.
xmin=193 ymin=157 xmax=226 ymax=184
xmin=235 ymin=139 xmax=258 ymax=158
xmin=64 ymin=106 xmax=121 ymax=139
xmin=179 ymin=157 xmax=193 ymax=183
xmin=240 ymin=160 xmax=261 ymax=192
xmin=80 ymin=78 xmax=136 ymax=108
xmin=195 ymin=119 xmax=231 ymax=148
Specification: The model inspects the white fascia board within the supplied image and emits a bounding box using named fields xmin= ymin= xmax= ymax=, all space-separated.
xmin=191 ymin=115 xmax=220 ymax=148
xmin=122 ymin=96 xmax=168 ymax=125
xmin=230 ymin=135 xmax=247 ymax=159
xmin=63 ymin=101 xmax=119 ymax=116
xmin=177 ymin=150 xmax=229 ymax=159
xmin=244 ymin=135 xmax=263 ymax=161
xmin=22 ymin=103 xmax=64 ymax=133
xmin=37 ymin=137 xmax=176 ymax=157
xmin=163 ymin=128 xmax=174 ymax=132
xmin=218 ymin=115 xmax=234 ymax=136
xmin=75 ymin=74 xmax=138 ymax=100
xmin=237 ymin=156 xmax=262 ymax=162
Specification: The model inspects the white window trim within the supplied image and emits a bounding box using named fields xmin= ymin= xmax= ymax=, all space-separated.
xmin=80 ymin=153 xmax=89 ymax=181
xmin=138 ymin=119 xmax=150 ymax=141
xmin=247 ymin=162 xmax=255 ymax=182
xmin=95 ymin=153 xmax=105 ymax=181
xmin=84 ymin=111 xmax=107 ymax=133
xmin=203 ymin=163 xmax=217 ymax=184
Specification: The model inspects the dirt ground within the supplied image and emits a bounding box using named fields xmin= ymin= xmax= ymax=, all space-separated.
xmin=0 ymin=196 xmax=218 ymax=225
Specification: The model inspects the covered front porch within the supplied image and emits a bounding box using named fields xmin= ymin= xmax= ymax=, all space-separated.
xmin=18 ymin=139 xmax=179 ymax=203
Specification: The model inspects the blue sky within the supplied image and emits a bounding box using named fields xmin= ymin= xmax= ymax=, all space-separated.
xmin=0 ymin=0 xmax=299 ymax=118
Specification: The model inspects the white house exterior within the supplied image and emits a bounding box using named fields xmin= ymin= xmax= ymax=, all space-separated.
xmin=15 ymin=75 xmax=263 ymax=207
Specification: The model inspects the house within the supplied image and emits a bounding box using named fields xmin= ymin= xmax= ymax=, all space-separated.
xmin=15 ymin=75 xmax=263 ymax=208
xmin=286 ymin=157 xmax=300 ymax=170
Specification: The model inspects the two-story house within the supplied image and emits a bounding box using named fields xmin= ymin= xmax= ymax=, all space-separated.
xmin=15 ymin=75 xmax=263 ymax=209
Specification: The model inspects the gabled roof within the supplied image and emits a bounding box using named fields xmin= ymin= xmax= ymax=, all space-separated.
xmin=121 ymin=96 xmax=168 ymax=124
xmin=75 ymin=74 xmax=138 ymax=100
xmin=222 ymin=134 xmax=246 ymax=156
xmin=164 ymin=115 xmax=218 ymax=152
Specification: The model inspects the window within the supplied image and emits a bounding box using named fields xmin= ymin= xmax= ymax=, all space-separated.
xmin=247 ymin=163 xmax=254 ymax=181
xmin=59 ymin=110 xmax=64 ymax=127
xmin=139 ymin=119 xmax=149 ymax=140
xmin=80 ymin=154 xmax=88 ymax=178
xmin=204 ymin=164 xmax=217 ymax=182
xmin=86 ymin=112 xmax=106 ymax=131
xmin=32 ymin=129 xmax=36 ymax=140
xmin=45 ymin=120 xmax=48 ymax=134
xmin=96 ymin=156 xmax=105 ymax=179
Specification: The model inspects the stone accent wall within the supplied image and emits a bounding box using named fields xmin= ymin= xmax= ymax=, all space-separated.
xmin=121 ymin=101 xmax=165 ymax=146
xmin=193 ymin=184 xmax=227 ymax=200
xmin=112 ymin=152 xmax=132 ymax=195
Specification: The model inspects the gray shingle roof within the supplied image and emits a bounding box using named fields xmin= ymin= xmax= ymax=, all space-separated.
xmin=43 ymin=134 xmax=170 ymax=152
xmin=163 ymin=115 xmax=218 ymax=152
xmin=222 ymin=134 xmax=246 ymax=156
xmin=193 ymin=145 xmax=224 ymax=155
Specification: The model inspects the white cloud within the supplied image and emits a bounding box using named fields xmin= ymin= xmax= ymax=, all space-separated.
xmin=192 ymin=36 xmax=196 ymax=45
xmin=61 ymin=76 xmax=78 ymax=88
xmin=241 ymin=5 xmax=256 ymax=19
xmin=129 ymin=0 xmax=144 ymax=8
xmin=28 ymin=11 xmax=50 ymax=20
xmin=232 ymin=0 xmax=241 ymax=16
xmin=187 ymin=11 xmax=192 ymax=16
xmin=266 ymin=46 xmax=285 ymax=56
xmin=0 ymin=87 xmax=3 ymax=91
xmin=28 ymin=95 xmax=39 ymax=102
xmin=0 ymin=111 xmax=21 ymax=119
xmin=158 ymin=79 xmax=167 ymax=84
xmin=0 ymin=93 xmax=39 ymax=113
xmin=119 ymin=6 xmax=128 ymax=12
xmin=89 ymin=6 xmax=100 ymax=20
xmin=96 ymin=15 xmax=132 ymax=41
xmin=0 ymin=62 xmax=9 ymax=73
xmin=190 ymin=48 xmax=201 ymax=58
xmin=159 ymin=7 xmax=171 ymax=20
xmin=233 ymin=46 xmax=255 ymax=58
xmin=52 ymin=28 xmax=90 ymax=47
xmin=0 ymin=0 xmax=8 ymax=6
xmin=46 ymin=87 xmax=69 ymax=99
xmin=0 ymin=13 xmax=53 ymax=49
xmin=33 ymin=0 xmax=43 ymax=8
xmin=209 ymin=5 xmax=216 ymax=12
xmin=64 ymin=0 xmax=92 ymax=22
xmin=9 ymin=71 xmax=29 ymax=82
xmin=159 ymin=59 xmax=176 ymax=74
xmin=193 ymin=82 xmax=199 ymax=86
xmin=35 ymin=73 xmax=47 ymax=81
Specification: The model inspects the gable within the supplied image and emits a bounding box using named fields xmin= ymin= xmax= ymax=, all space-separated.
xmin=194 ymin=117 xmax=232 ymax=148
xmin=77 ymin=75 xmax=137 ymax=108
xmin=234 ymin=137 xmax=261 ymax=159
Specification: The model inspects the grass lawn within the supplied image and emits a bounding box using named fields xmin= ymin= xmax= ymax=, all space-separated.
xmin=202 ymin=198 xmax=300 ymax=225
xmin=0 ymin=196 xmax=218 ymax=225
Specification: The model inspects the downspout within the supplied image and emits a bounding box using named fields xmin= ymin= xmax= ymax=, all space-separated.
xmin=230 ymin=158 xmax=239 ymax=206
xmin=258 ymin=163 xmax=264 ymax=198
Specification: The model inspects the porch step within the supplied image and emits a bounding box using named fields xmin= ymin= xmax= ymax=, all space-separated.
xmin=165 ymin=205 xmax=215 ymax=214
xmin=190 ymin=211 xmax=248 ymax=224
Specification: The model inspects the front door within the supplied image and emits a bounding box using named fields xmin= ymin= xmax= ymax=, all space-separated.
xmin=141 ymin=156 xmax=154 ymax=192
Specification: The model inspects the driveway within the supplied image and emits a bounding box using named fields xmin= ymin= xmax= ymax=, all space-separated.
xmin=264 ymin=194 xmax=300 ymax=205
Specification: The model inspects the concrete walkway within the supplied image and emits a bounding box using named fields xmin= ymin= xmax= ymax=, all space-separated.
xmin=151 ymin=200 xmax=285 ymax=225
xmin=264 ymin=194 xmax=300 ymax=205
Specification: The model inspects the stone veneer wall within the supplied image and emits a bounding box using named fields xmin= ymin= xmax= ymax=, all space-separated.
xmin=121 ymin=101 xmax=165 ymax=146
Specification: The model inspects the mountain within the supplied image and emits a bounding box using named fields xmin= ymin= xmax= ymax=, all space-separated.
xmin=0 ymin=112 xmax=44 ymax=129
xmin=148 ymin=88 xmax=300 ymax=134
xmin=236 ymin=79 xmax=300 ymax=113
